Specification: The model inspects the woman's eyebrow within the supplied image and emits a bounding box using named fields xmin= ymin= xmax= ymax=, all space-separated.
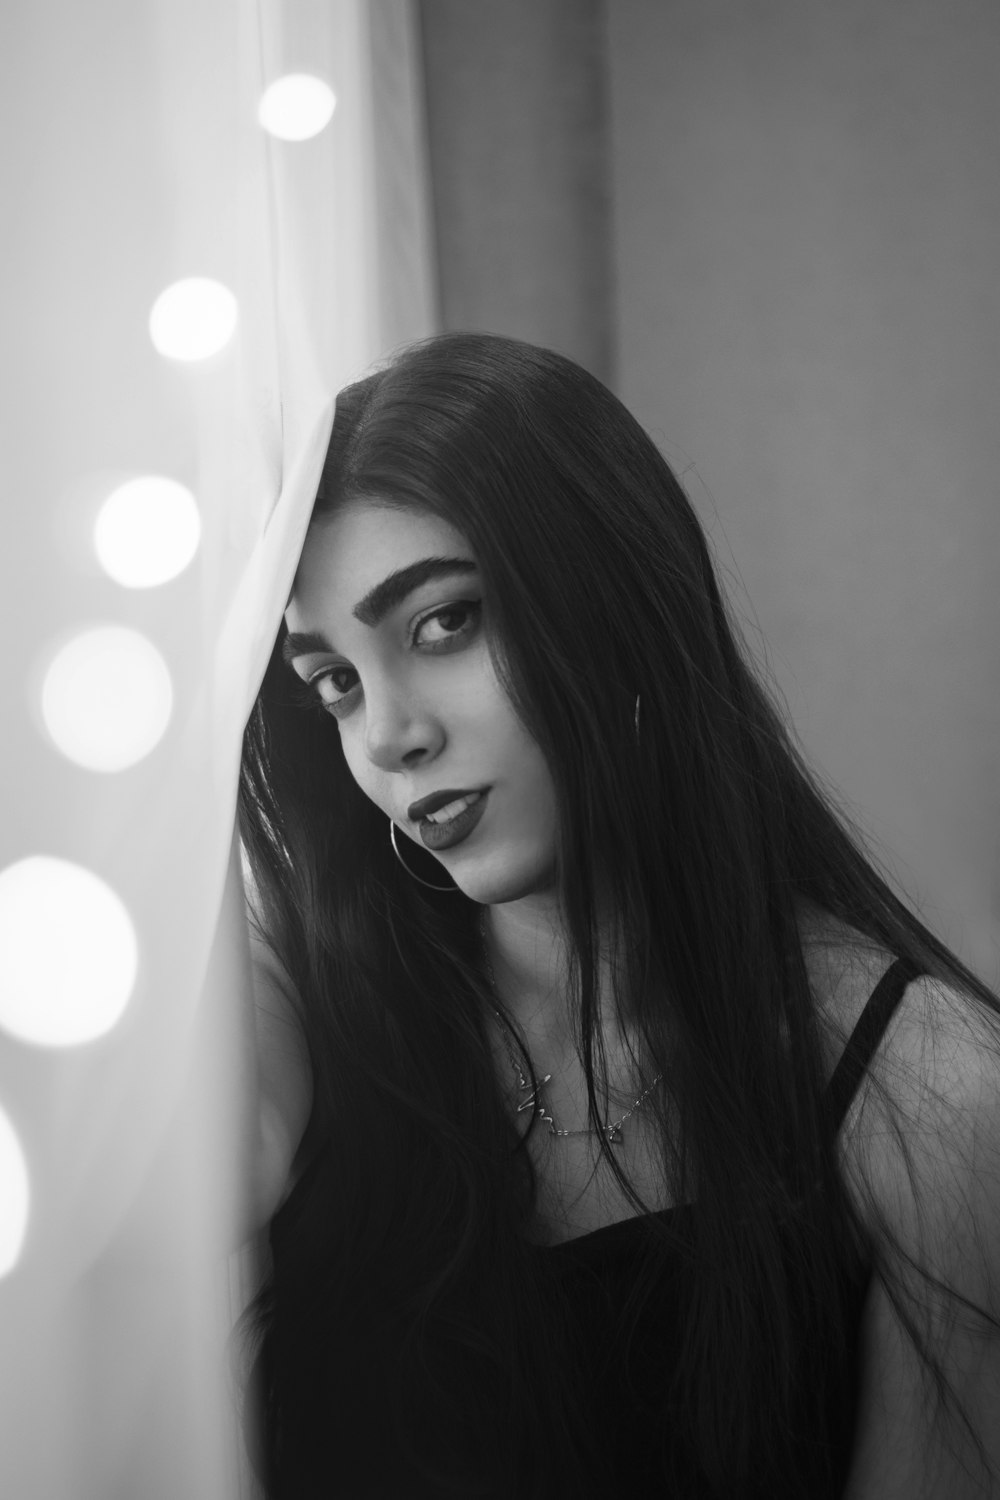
xmin=281 ymin=556 xmax=478 ymax=666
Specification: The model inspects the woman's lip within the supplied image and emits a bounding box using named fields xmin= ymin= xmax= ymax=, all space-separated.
xmin=417 ymin=789 xmax=489 ymax=851
xmin=407 ymin=785 xmax=490 ymax=822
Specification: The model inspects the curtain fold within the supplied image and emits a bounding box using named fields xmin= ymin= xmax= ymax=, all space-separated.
xmin=0 ymin=3 xmax=436 ymax=1494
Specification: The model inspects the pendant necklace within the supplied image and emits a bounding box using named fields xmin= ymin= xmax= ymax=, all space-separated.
xmin=478 ymin=914 xmax=662 ymax=1146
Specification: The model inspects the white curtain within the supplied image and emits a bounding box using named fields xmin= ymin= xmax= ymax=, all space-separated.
xmin=0 ymin=2 xmax=436 ymax=1494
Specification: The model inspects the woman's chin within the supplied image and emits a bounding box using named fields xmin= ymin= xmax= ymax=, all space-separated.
xmin=444 ymin=855 xmax=558 ymax=908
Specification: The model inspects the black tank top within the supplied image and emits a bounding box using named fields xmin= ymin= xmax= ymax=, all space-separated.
xmin=535 ymin=955 xmax=926 ymax=1497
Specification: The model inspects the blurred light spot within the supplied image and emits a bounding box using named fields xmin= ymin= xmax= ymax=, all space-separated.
xmin=95 ymin=476 xmax=201 ymax=588
xmin=0 ymin=857 xmax=138 ymax=1048
xmin=149 ymin=278 xmax=238 ymax=361
xmin=258 ymin=74 xmax=336 ymax=141
xmin=41 ymin=626 xmax=172 ymax=772
xmin=0 ymin=1105 xmax=29 ymax=1277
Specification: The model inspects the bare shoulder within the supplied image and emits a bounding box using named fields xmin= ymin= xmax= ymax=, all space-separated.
xmin=795 ymin=898 xmax=900 ymax=1084
xmin=798 ymin=896 xmax=992 ymax=1055
xmin=796 ymin=900 xmax=1000 ymax=1236
xmin=796 ymin=901 xmax=1000 ymax=1141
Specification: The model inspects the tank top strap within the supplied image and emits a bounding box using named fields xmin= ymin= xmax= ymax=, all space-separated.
xmin=824 ymin=956 xmax=926 ymax=1133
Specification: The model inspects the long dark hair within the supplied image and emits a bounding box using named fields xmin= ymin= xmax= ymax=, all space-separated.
xmin=235 ymin=332 xmax=1000 ymax=1497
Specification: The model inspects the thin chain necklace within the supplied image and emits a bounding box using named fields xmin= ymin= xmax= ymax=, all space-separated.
xmin=478 ymin=914 xmax=663 ymax=1146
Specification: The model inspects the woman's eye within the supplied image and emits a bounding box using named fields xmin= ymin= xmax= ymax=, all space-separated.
xmin=412 ymin=600 xmax=481 ymax=648
xmin=308 ymin=665 xmax=358 ymax=715
xmin=305 ymin=601 xmax=481 ymax=719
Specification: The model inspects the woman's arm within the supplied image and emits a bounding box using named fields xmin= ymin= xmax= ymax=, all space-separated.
xmin=841 ymin=977 xmax=1000 ymax=1498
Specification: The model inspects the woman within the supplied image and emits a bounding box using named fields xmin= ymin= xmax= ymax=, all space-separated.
xmin=235 ymin=332 xmax=1000 ymax=1497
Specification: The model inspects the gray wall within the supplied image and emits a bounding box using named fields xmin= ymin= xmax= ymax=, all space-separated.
xmin=420 ymin=0 xmax=615 ymax=383
xmin=608 ymin=0 xmax=1000 ymax=980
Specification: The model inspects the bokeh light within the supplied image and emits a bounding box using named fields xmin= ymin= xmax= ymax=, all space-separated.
xmin=0 ymin=1105 xmax=29 ymax=1278
xmin=41 ymin=626 xmax=173 ymax=772
xmin=0 ymin=857 xmax=138 ymax=1048
xmin=149 ymin=277 xmax=238 ymax=361
xmin=258 ymin=74 xmax=336 ymax=141
xmin=94 ymin=476 xmax=201 ymax=588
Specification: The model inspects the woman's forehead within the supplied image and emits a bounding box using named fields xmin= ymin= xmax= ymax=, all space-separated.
xmin=286 ymin=502 xmax=474 ymax=622
xmin=314 ymin=497 xmax=464 ymax=555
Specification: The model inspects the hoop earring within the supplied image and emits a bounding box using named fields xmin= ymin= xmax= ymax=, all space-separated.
xmin=389 ymin=817 xmax=461 ymax=892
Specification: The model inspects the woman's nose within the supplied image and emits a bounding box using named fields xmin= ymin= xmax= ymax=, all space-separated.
xmin=362 ymin=690 xmax=443 ymax=772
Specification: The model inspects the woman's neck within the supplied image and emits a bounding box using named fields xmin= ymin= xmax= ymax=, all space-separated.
xmin=480 ymin=896 xmax=621 ymax=1052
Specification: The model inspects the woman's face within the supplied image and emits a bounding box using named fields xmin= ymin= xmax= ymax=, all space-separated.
xmin=284 ymin=499 xmax=559 ymax=905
